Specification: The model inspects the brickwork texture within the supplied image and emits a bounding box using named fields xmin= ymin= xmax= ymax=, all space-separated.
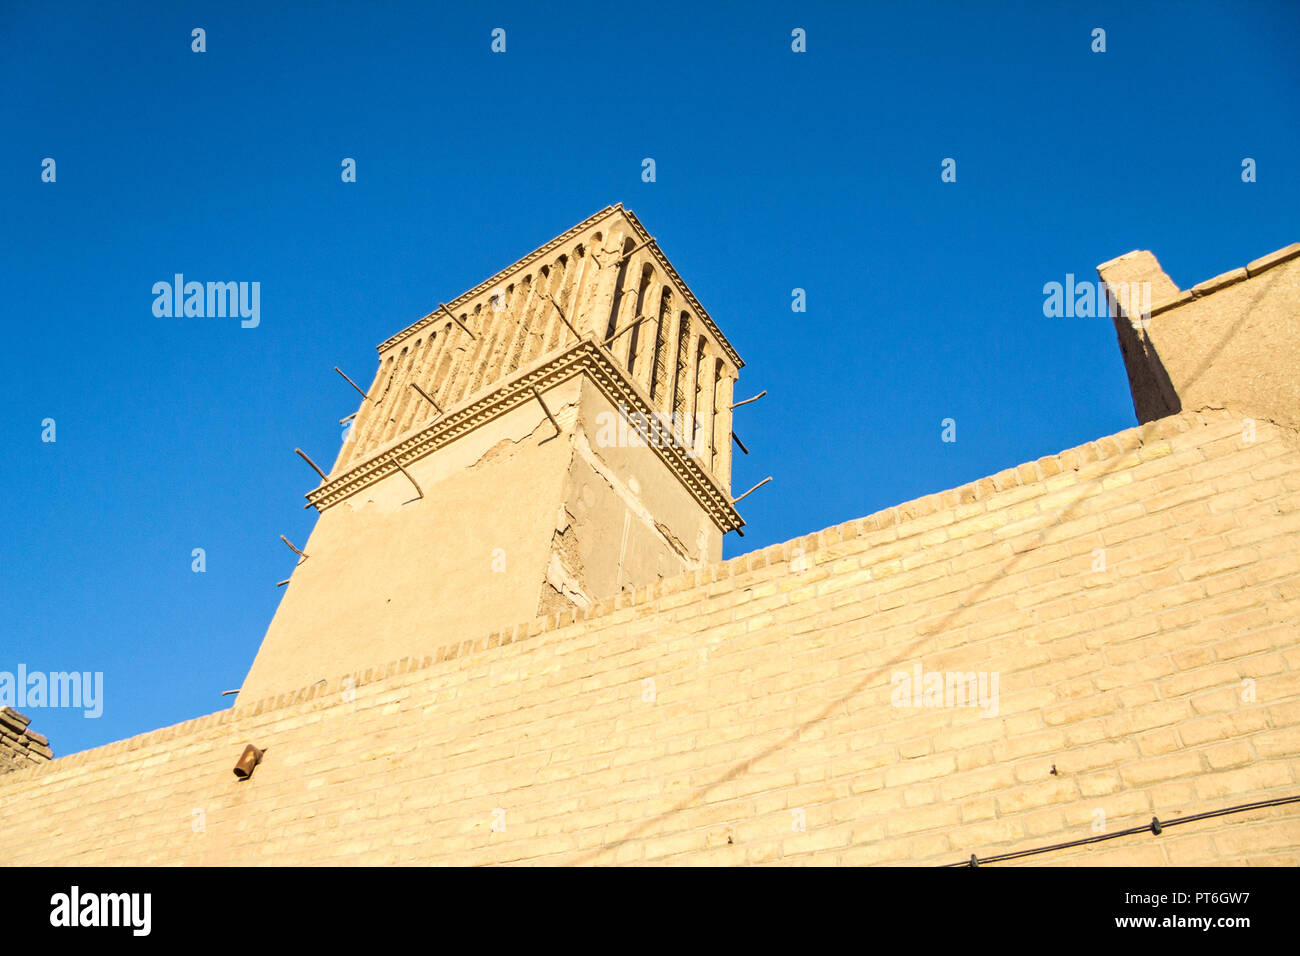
xmin=2 ymin=408 xmax=1297 ymax=865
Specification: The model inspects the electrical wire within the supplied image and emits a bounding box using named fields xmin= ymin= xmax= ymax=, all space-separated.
xmin=941 ymin=793 xmax=1300 ymax=866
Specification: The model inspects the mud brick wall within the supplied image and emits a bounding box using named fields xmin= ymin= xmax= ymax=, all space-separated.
xmin=1 ymin=409 xmax=1297 ymax=865
xmin=1 ymin=708 xmax=53 ymax=775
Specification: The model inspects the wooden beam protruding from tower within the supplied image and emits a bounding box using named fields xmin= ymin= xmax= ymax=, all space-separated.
xmin=334 ymin=366 xmax=370 ymax=401
xmin=531 ymin=385 xmax=562 ymax=438
xmin=438 ymin=303 xmax=476 ymax=340
xmin=280 ymin=534 xmax=309 ymax=561
xmin=730 ymin=390 xmax=766 ymax=410
xmin=393 ymin=458 xmax=424 ymax=500
xmin=410 ymin=382 xmax=442 ymax=415
xmin=595 ymin=236 xmax=656 ymax=269
xmin=295 ymin=448 xmax=329 ymax=482
xmin=732 ymin=476 xmax=771 ymax=504
xmin=542 ymin=292 xmax=583 ymax=343
xmin=603 ymin=315 xmax=649 ymax=347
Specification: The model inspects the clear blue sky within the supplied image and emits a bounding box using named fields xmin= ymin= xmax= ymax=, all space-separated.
xmin=3 ymin=1 xmax=1297 ymax=755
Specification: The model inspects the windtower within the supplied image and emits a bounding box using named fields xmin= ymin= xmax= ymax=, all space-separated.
xmin=240 ymin=206 xmax=746 ymax=699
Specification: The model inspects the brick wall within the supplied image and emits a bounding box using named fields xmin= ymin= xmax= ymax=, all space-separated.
xmin=2 ymin=408 xmax=1297 ymax=865
xmin=1 ymin=708 xmax=53 ymax=774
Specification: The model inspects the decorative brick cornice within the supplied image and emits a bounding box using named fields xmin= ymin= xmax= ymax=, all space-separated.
xmin=374 ymin=204 xmax=744 ymax=369
xmin=307 ymin=340 xmax=745 ymax=534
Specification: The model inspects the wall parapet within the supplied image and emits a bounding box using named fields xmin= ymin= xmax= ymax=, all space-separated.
xmin=1099 ymin=242 xmax=1300 ymax=432
xmin=0 ymin=707 xmax=53 ymax=773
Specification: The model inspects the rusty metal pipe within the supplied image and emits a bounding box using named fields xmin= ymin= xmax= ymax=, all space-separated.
xmin=233 ymin=744 xmax=264 ymax=779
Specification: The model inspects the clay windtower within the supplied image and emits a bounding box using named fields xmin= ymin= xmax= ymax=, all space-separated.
xmin=239 ymin=206 xmax=744 ymax=700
